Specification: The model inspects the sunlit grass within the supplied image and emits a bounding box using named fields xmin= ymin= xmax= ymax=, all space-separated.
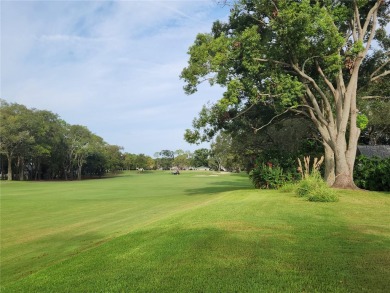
xmin=1 ymin=171 xmax=389 ymax=292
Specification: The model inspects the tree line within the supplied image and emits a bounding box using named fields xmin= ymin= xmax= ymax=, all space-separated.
xmin=0 ymin=99 xmax=124 ymax=180
xmin=0 ymin=99 xmax=240 ymax=180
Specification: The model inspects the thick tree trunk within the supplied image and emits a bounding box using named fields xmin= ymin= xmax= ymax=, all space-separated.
xmin=332 ymin=132 xmax=358 ymax=189
xmin=323 ymin=142 xmax=335 ymax=186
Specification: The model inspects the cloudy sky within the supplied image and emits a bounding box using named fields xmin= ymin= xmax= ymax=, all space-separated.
xmin=1 ymin=0 xmax=229 ymax=156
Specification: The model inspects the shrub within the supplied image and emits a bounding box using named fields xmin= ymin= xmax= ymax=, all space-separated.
xmin=295 ymin=171 xmax=339 ymax=202
xmin=354 ymin=156 xmax=390 ymax=191
xmin=249 ymin=163 xmax=288 ymax=189
xmin=296 ymin=171 xmax=323 ymax=197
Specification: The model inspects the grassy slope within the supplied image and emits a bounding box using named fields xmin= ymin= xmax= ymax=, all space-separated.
xmin=1 ymin=171 xmax=389 ymax=292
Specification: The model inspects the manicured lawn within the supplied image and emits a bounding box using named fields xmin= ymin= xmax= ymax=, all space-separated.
xmin=1 ymin=171 xmax=389 ymax=292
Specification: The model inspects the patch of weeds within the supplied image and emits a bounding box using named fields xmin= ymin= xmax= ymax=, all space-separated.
xmin=307 ymin=185 xmax=339 ymax=202
xmin=296 ymin=172 xmax=339 ymax=202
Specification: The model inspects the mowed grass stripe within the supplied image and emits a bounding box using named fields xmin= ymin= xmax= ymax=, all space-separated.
xmin=1 ymin=172 xmax=390 ymax=292
xmin=1 ymin=171 xmax=250 ymax=286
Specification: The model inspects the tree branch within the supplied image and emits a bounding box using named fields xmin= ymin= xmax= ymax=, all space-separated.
xmin=291 ymin=62 xmax=335 ymax=126
xmin=361 ymin=0 xmax=382 ymax=40
xmin=362 ymin=7 xmax=378 ymax=56
xmin=230 ymin=103 xmax=257 ymax=121
xmin=371 ymin=70 xmax=390 ymax=82
xmin=302 ymin=56 xmax=320 ymax=73
xmin=251 ymin=108 xmax=291 ymax=133
xmin=361 ymin=95 xmax=390 ymax=99
xmin=353 ymin=0 xmax=363 ymax=38
xmin=316 ymin=61 xmax=336 ymax=95
xmin=254 ymin=58 xmax=290 ymax=67
xmin=303 ymin=86 xmax=330 ymax=126
xmin=370 ymin=59 xmax=389 ymax=81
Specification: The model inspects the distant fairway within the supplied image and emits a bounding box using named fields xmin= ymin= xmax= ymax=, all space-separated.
xmin=1 ymin=171 xmax=389 ymax=292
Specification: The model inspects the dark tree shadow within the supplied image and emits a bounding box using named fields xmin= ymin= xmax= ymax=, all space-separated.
xmin=185 ymin=180 xmax=252 ymax=196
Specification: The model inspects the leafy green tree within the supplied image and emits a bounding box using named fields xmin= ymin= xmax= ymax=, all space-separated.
xmin=63 ymin=125 xmax=95 ymax=180
xmin=192 ymin=148 xmax=210 ymax=167
xmin=27 ymin=110 xmax=66 ymax=180
xmin=209 ymin=132 xmax=233 ymax=171
xmin=0 ymin=99 xmax=124 ymax=180
xmin=135 ymin=154 xmax=154 ymax=170
xmin=0 ymin=100 xmax=34 ymax=180
xmin=173 ymin=154 xmax=190 ymax=169
xmin=181 ymin=0 xmax=389 ymax=188
xmin=158 ymin=149 xmax=175 ymax=170
xmin=103 ymin=145 xmax=124 ymax=173
xmin=123 ymin=153 xmax=137 ymax=170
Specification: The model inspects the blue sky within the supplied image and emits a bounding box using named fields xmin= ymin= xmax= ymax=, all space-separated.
xmin=1 ymin=1 xmax=229 ymax=156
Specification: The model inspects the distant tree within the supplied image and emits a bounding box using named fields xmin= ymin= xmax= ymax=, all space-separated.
xmin=63 ymin=125 xmax=95 ymax=180
xmin=103 ymin=144 xmax=123 ymax=173
xmin=173 ymin=154 xmax=190 ymax=169
xmin=192 ymin=148 xmax=210 ymax=167
xmin=123 ymin=153 xmax=137 ymax=170
xmin=27 ymin=109 xmax=65 ymax=180
xmin=134 ymin=154 xmax=154 ymax=170
xmin=0 ymin=100 xmax=34 ymax=180
xmin=0 ymin=99 xmax=122 ymax=180
xmin=209 ymin=133 xmax=232 ymax=171
xmin=159 ymin=149 xmax=175 ymax=170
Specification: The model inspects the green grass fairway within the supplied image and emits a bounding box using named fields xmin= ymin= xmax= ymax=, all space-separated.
xmin=1 ymin=171 xmax=389 ymax=292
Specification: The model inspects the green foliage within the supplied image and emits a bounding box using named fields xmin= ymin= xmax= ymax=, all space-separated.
xmin=354 ymin=156 xmax=390 ymax=191
xmin=358 ymin=98 xmax=390 ymax=145
xmin=296 ymin=172 xmax=339 ymax=202
xmin=191 ymin=148 xmax=210 ymax=168
xmin=279 ymin=182 xmax=298 ymax=193
xmin=249 ymin=163 xmax=289 ymax=189
xmin=296 ymin=171 xmax=323 ymax=197
xmin=348 ymin=40 xmax=365 ymax=57
xmin=357 ymin=113 xmax=369 ymax=130
xmin=307 ymin=185 xmax=339 ymax=202
xmin=265 ymin=74 xmax=304 ymax=109
xmin=0 ymin=100 xmax=123 ymax=180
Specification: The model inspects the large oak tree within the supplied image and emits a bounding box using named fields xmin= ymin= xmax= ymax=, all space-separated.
xmin=181 ymin=0 xmax=389 ymax=188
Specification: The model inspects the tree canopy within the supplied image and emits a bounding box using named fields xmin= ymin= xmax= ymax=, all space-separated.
xmin=181 ymin=0 xmax=389 ymax=188
xmin=0 ymin=100 xmax=123 ymax=180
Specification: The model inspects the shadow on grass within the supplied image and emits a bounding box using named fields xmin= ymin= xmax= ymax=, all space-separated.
xmin=185 ymin=180 xmax=253 ymax=196
xmin=5 ymin=223 xmax=389 ymax=293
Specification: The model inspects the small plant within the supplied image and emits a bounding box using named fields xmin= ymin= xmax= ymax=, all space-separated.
xmin=297 ymin=155 xmax=324 ymax=179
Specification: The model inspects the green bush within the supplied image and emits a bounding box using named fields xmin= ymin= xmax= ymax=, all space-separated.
xmin=295 ymin=172 xmax=339 ymax=202
xmin=354 ymin=156 xmax=390 ymax=191
xmin=296 ymin=172 xmax=323 ymax=197
xmin=249 ymin=163 xmax=288 ymax=189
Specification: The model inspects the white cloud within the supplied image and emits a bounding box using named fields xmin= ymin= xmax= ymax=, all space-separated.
xmin=1 ymin=0 xmax=229 ymax=155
